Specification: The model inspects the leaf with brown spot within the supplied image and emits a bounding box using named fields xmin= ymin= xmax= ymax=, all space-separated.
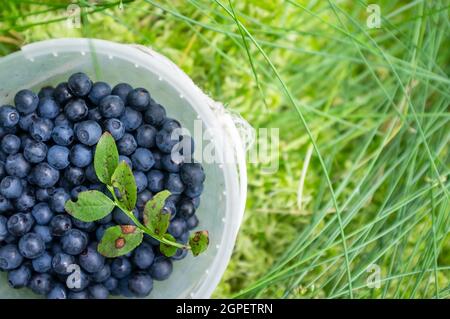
xmin=94 ymin=132 xmax=119 ymax=185
xmin=65 ymin=190 xmax=115 ymax=222
xmin=111 ymin=161 xmax=137 ymax=211
xmin=189 ymin=230 xmax=209 ymax=256
xmin=98 ymin=225 xmax=143 ymax=258
xmin=143 ymin=190 xmax=171 ymax=235
xmin=159 ymin=233 xmax=178 ymax=257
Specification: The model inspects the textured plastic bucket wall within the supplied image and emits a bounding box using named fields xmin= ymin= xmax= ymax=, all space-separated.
xmin=0 ymin=38 xmax=248 ymax=299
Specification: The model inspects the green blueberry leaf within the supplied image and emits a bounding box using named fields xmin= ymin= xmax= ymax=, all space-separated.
xmin=111 ymin=161 xmax=137 ymax=211
xmin=159 ymin=233 xmax=178 ymax=257
xmin=65 ymin=190 xmax=115 ymax=222
xmin=98 ymin=225 xmax=143 ymax=258
xmin=94 ymin=132 xmax=119 ymax=185
xmin=189 ymin=231 xmax=209 ymax=256
xmin=143 ymin=190 xmax=171 ymax=236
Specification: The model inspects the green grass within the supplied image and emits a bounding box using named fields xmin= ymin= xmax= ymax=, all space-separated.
xmin=0 ymin=0 xmax=448 ymax=298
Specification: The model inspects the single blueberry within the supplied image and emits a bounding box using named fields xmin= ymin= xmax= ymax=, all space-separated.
xmin=38 ymin=86 xmax=54 ymax=99
xmin=29 ymin=117 xmax=54 ymax=142
xmin=51 ymin=125 xmax=74 ymax=146
xmin=0 ymin=105 xmax=20 ymax=128
xmin=149 ymin=258 xmax=173 ymax=281
xmin=51 ymin=252 xmax=75 ymax=275
xmin=127 ymin=88 xmax=150 ymax=111
xmin=91 ymin=264 xmax=111 ymax=283
xmin=117 ymin=133 xmax=137 ymax=156
xmin=33 ymin=225 xmax=53 ymax=244
xmin=24 ymin=140 xmax=47 ymax=163
xmin=0 ymin=244 xmax=24 ymax=270
xmin=144 ymin=102 xmax=166 ymax=127
xmin=7 ymin=212 xmax=34 ymax=236
xmin=89 ymin=284 xmax=109 ymax=299
xmin=99 ymin=95 xmax=125 ymax=118
xmin=47 ymin=145 xmax=70 ymax=169
xmin=186 ymin=215 xmax=199 ymax=230
xmin=68 ymin=72 xmax=93 ymax=97
xmin=32 ymin=251 xmax=52 ymax=273
xmin=133 ymin=171 xmax=148 ymax=193
xmin=79 ymin=244 xmax=105 ymax=273
xmin=167 ymin=218 xmax=187 ymax=238
xmin=64 ymin=99 xmax=88 ymax=122
xmin=64 ymin=166 xmax=85 ymax=186
xmin=117 ymin=276 xmax=134 ymax=297
xmin=111 ymin=83 xmax=133 ymax=103
xmin=87 ymin=81 xmax=111 ymax=105
xmin=165 ymin=173 xmax=185 ymax=195
xmin=161 ymin=154 xmax=183 ymax=173
xmin=5 ymin=153 xmax=31 ymax=178
xmin=178 ymin=198 xmax=195 ymax=218
xmin=29 ymin=273 xmax=54 ymax=295
xmin=110 ymin=257 xmax=132 ymax=279
xmin=19 ymin=112 xmax=38 ymax=131
xmin=18 ymin=232 xmax=45 ymax=259
xmin=146 ymin=169 xmax=164 ymax=193
xmin=180 ymin=163 xmax=205 ymax=187
xmin=50 ymin=215 xmax=72 ymax=237
xmin=1 ymin=134 xmax=21 ymax=154
xmin=131 ymin=148 xmax=155 ymax=172
xmin=161 ymin=118 xmax=182 ymax=132
xmin=104 ymin=118 xmax=125 ymax=140
xmin=155 ymin=129 xmax=179 ymax=154
xmin=132 ymin=243 xmax=155 ymax=270
xmin=74 ymin=120 xmax=102 ymax=146
xmin=128 ymin=272 xmax=153 ymax=297
xmin=69 ymin=144 xmax=92 ymax=168
xmin=53 ymin=82 xmax=74 ymax=105
xmin=14 ymin=89 xmax=39 ymax=114
xmin=8 ymin=264 xmax=32 ymax=288
xmin=119 ymin=107 xmax=142 ymax=132
xmin=37 ymin=97 xmax=60 ymax=119
xmin=47 ymin=284 xmax=67 ymax=299
xmin=61 ymin=229 xmax=88 ymax=255
xmin=48 ymin=188 xmax=70 ymax=213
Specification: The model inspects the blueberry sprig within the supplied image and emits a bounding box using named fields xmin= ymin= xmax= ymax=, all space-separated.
xmin=65 ymin=133 xmax=209 ymax=258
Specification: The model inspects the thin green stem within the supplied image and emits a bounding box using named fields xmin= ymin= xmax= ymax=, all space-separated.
xmin=106 ymin=185 xmax=188 ymax=250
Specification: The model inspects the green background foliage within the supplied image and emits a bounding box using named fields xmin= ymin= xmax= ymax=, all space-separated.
xmin=0 ymin=0 xmax=448 ymax=298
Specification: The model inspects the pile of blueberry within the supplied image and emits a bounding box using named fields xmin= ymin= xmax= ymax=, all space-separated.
xmin=0 ymin=72 xmax=205 ymax=299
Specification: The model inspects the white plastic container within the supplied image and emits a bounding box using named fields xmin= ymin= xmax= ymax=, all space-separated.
xmin=0 ymin=38 xmax=249 ymax=298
